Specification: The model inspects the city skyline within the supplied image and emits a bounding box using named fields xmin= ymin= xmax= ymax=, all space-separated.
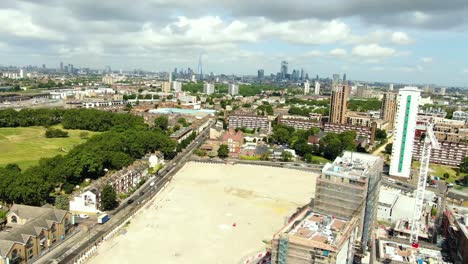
xmin=0 ymin=1 xmax=468 ymax=86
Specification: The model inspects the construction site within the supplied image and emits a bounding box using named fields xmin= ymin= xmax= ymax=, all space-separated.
xmin=88 ymin=162 xmax=317 ymax=264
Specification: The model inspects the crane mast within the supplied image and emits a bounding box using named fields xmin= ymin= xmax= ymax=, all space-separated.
xmin=410 ymin=123 xmax=439 ymax=248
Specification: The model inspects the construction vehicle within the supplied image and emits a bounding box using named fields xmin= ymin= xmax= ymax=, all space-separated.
xmin=410 ymin=122 xmax=439 ymax=248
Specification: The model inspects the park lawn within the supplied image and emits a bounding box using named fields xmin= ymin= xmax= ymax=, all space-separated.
xmin=308 ymin=155 xmax=330 ymax=164
xmin=0 ymin=126 xmax=100 ymax=170
xmin=412 ymin=161 xmax=467 ymax=183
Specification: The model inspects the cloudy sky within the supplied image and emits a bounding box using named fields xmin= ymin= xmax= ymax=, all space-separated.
xmin=1 ymin=0 xmax=467 ymax=86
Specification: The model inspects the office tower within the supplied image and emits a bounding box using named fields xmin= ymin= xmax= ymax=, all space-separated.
xmin=380 ymin=92 xmax=397 ymax=130
xmin=314 ymin=81 xmax=321 ymax=95
xmin=329 ymin=84 xmax=349 ymax=124
xmin=389 ymin=84 xmax=394 ymax=91
xmin=161 ymin=82 xmax=171 ymax=93
xmin=42 ymin=64 xmax=46 ymax=69
xmin=300 ymin=68 xmax=304 ymax=80
xmin=423 ymin=85 xmax=430 ymax=93
xmin=257 ymin=69 xmax=264 ymax=79
xmin=305 ymin=73 xmax=309 ymax=80
xmin=172 ymin=81 xmax=182 ymax=92
xmin=313 ymin=151 xmax=383 ymax=252
xmin=280 ymin=61 xmax=288 ymax=79
xmin=228 ymin=84 xmax=239 ymax=96
xmin=356 ymin=85 xmax=366 ymax=98
xmin=60 ymin=62 xmax=63 ymax=72
xmin=203 ymin=83 xmax=215 ymax=95
xmin=343 ymin=73 xmax=347 ymax=83
xmin=332 ymin=74 xmax=341 ymax=84
xmin=440 ymin=87 xmax=446 ymax=95
xmin=389 ymin=86 xmax=421 ymax=178
xmin=303 ymin=80 xmax=310 ymax=95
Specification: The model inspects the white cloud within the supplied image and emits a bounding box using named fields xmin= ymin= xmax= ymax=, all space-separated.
xmin=421 ymin=57 xmax=433 ymax=63
xmin=391 ymin=32 xmax=412 ymax=45
xmin=352 ymin=44 xmax=395 ymax=57
xmin=0 ymin=10 xmax=64 ymax=41
xmin=399 ymin=65 xmax=424 ymax=72
xmin=412 ymin=11 xmax=431 ymax=25
xmin=329 ymin=48 xmax=347 ymax=56
xmin=371 ymin=66 xmax=385 ymax=71
xmin=305 ymin=50 xmax=322 ymax=57
xmin=463 ymin=69 xmax=468 ymax=74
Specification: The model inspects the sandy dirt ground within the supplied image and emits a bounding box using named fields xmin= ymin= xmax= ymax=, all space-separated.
xmin=89 ymin=162 xmax=317 ymax=264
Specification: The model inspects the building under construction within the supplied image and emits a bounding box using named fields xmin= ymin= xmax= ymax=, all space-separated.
xmin=313 ymin=152 xmax=383 ymax=254
xmin=271 ymin=207 xmax=359 ymax=264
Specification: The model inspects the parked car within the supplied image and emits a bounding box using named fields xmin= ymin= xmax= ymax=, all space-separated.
xmin=79 ymin=214 xmax=89 ymax=219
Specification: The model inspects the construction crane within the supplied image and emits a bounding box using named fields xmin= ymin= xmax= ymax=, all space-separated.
xmin=410 ymin=122 xmax=440 ymax=248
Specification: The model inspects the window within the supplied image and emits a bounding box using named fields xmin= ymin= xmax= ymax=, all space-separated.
xmin=11 ymin=215 xmax=18 ymax=223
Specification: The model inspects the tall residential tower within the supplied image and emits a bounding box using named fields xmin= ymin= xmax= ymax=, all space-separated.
xmin=389 ymin=87 xmax=421 ymax=178
xmin=329 ymin=84 xmax=349 ymax=124
xmin=380 ymin=92 xmax=397 ymax=130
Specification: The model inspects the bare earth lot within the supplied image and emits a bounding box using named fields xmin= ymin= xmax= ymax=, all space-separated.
xmin=89 ymin=162 xmax=317 ymax=264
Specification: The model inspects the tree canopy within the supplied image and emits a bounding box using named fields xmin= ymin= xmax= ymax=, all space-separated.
xmin=100 ymin=185 xmax=118 ymax=211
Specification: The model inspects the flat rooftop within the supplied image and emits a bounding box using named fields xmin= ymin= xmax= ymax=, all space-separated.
xmin=322 ymin=151 xmax=381 ymax=180
xmin=274 ymin=208 xmax=356 ymax=251
xmin=378 ymin=240 xmax=442 ymax=263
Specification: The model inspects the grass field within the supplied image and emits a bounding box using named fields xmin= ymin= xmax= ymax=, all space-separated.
xmin=0 ymin=125 xmax=99 ymax=170
xmin=413 ymin=161 xmax=467 ymax=183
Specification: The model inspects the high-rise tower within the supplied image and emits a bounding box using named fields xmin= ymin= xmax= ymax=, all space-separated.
xmin=389 ymin=86 xmax=421 ymax=178
xmin=380 ymin=92 xmax=397 ymax=130
xmin=329 ymin=84 xmax=349 ymax=124
xmin=280 ymin=61 xmax=288 ymax=79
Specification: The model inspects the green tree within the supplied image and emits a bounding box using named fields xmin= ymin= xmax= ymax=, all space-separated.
xmin=460 ymin=157 xmax=468 ymax=173
xmin=280 ymin=151 xmax=293 ymax=162
xmin=0 ymin=210 xmax=7 ymax=221
xmin=101 ymin=185 xmax=118 ymax=211
xmin=79 ymin=131 xmax=89 ymax=139
xmin=385 ymin=143 xmax=393 ymax=155
xmin=443 ymin=173 xmax=450 ymax=179
xmin=375 ymin=128 xmax=387 ymax=141
xmin=154 ymin=116 xmax=169 ymax=130
xmin=55 ymin=195 xmax=70 ymax=210
xmin=218 ymin=144 xmax=229 ymax=158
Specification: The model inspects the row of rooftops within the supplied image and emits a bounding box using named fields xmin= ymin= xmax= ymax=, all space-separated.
xmin=0 ymin=205 xmax=69 ymax=258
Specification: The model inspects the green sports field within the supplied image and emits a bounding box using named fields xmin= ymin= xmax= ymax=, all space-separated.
xmin=0 ymin=125 xmax=99 ymax=170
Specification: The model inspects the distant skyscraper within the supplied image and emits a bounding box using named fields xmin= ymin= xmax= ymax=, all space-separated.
xmin=332 ymin=74 xmax=341 ymax=84
xmin=172 ymin=81 xmax=182 ymax=92
xmin=60 ymin=62 xmax=63 ymax=72
xmin=423 ymin=85 xmax=430 ymax=93
xmin=19 ymin=69 xmax=25 ymax=78
xmin=380 ymin=92 xmax=397 ymax=130
xmin=203 ymin=83 xmax=215 ymax=95
xmin=257 ymin=69 xmax=264 ymax=79
xmin=343 ymin=73 xmax=347 ymax=83
xmin=440 ymin=87 xmax=446 ymax=95
xmin=329 ymin=83 xmax=349 ymax=124
xmin=300 ymin=68 xmax=304 ymax=80
xmin=280 ymin=61 xmax=288 ymax=79
xmin=389 ymin=84 xmax=394 ymax=91
xmin=356 ymin=85 xmax=366 ymax=98
xmin=314 ymin=81 xmax=321 ymax=95
xmin=228 ymin=84 xmax=239 ymax=96
xmin=197 ymin=54 xmax=203 ymax=81
xmin=303 ymin=80 xmax=310 ymax=95
xmin=389 ymin=87 xmax=421 ymax=178
xmin=169 ymin=72 xmax=173 ymax=82
xmin=42 ymin=64 xmax=46 ymax=69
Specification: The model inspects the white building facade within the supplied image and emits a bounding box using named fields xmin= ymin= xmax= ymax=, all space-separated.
xmin=172 ymin=81 xmax=182 ymax=92
xmin=228 ymin=84 xmax=239 ymax=95
xmin=389 ymin=86 xmax=421 ymax=178
xmin=203 ymin=83 xmax=215 ymax=95
xmin=314 ymin=81 xmax=321 ymax=95
xmin=303 ymin=80 xmax=310 ymax=95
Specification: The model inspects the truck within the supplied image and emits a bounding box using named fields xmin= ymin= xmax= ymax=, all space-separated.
xmin=97 ymin=213 xmax=110 ymax=224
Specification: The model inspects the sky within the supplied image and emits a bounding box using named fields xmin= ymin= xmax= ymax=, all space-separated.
xmin=0 ymin=0 xmax=467 ymax=86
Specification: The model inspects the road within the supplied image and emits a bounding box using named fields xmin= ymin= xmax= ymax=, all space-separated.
xmin=372 ymin=136 xmax=393 ymax=156
xmin=33 ymin=122 xmax=212 ymax=264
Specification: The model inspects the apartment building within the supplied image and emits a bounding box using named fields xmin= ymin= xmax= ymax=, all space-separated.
xmin=380 ymin=92 xmax=397 ymax=130
xmin=0 ymin=205 xmax=74 ymax=264
xmin=313 ymin=152 xmax=383 ymax=253
xmin=228 ymin=84 xmax=239 ymax=96
xmin=389 ymin=86 xmax=421 ymax=178
xmin=271 ymin=207 xmax=359 ymax=264
xmin=277 ymin=115 xmax=322 ymax=130
xmin=222 ymin=128 xmax=244 ymax=157
xmin=228 ymin=110 xmax=270 ymax=132
xmin=323 ymin=122 xmax=376 ymax=145
xmin=442 ymin=207 xmax=468 ymax=264
xmin=329 ymin=84 xmax=349 ymax=124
